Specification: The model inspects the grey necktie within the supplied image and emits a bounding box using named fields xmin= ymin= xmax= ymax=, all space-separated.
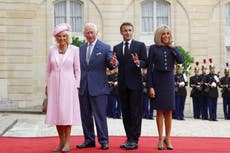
xmin=86 ymin=44 xmax=92 ymax=64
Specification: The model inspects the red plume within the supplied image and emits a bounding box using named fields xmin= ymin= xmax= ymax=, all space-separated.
xmin=195 ymin=61 xmax=199 ymax=66
xmin=209 ymin=58 xmax=212 ymax=63
xmin=203 ymin=59 xmax=206 ymax=64
xmin=226 ymin=62 xmax=229 ymax=67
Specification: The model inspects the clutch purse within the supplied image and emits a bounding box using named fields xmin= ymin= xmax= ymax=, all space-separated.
xmin=42 ymin=97 xmax=48 ymax=113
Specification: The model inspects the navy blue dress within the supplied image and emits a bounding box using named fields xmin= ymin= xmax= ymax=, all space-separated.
xmin=147 ymin=45 xmax=184 ymax=110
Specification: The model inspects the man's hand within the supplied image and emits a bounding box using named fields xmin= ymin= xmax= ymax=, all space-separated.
xmin=131 ymin=53 xmax=140 ymax=65
xmin=110 ymin=53 xmax=117 ymax=66
xmin=149 ymin=87 xmax=156 ymax=98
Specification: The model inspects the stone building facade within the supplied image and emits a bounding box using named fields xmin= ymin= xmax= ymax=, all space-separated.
xmin=0 ymin=0 xmax=230 ymax=116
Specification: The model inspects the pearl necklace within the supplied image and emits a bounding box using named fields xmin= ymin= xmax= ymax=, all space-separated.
xmin=58 ymin=46 xmax=67 ymax=54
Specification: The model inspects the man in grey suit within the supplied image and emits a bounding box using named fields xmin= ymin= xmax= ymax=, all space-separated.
xmin=113 ymin=22 xmax=147 ymax=150
xmin=76 ymin=23 xmax=117 ymax=150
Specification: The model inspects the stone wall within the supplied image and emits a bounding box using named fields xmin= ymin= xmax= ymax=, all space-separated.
xmin=0 ymin=0 xmax=229 ymax=117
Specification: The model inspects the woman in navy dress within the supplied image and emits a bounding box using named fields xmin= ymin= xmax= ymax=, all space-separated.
xmin=147 ymin=25 xmax=184 ymax=150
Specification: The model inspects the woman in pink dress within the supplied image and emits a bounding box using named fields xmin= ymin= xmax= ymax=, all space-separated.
xmin=45 ymin=23 xmax=81 ymax=152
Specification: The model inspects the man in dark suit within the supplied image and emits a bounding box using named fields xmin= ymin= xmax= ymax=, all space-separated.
xmin=113 ymin=22 xmax=147 ymax=150
xmin=76 ymin=23 xmax=117 ymax=150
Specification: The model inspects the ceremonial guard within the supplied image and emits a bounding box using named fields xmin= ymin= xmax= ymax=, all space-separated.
xmin=189 ymin=61 xmax=202 ymax=119
xmin=203 ymin=58 xmax=219 ymax=121
xmin=107 ymin=68 xmax=121 ymax=119
xmin=219 ymin=63 xmax=230 ymax=119
xmin=142 ymin=68 xmax=153 ymax=119
xmin=200 ymin=59 xmax=209 ymax=120
xmin=173 ymin=64 xmax=188 ymax=120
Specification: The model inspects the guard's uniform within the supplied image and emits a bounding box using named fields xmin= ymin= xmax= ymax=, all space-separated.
xmin=190 ymin=74 xmax=202 ymax=119
xmin=173 ymin=65 xmax=187 ymax=120
xmin=203 ymin=58 xmax=219 ymax=121
xmin=219 ymin=63 xmax=230 ymax=119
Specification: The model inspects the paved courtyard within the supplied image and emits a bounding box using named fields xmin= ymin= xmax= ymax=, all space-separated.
xmin=0 ymin=113 xmax=230 ymax=138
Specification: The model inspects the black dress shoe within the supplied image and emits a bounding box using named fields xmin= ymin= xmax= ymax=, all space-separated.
xmin=125 ymin=142 xmax=138 ymax=150
xmin=101 ymin=144 xmax=109 ymax=150
xmin=76 ymin=142 xmax=95 ymax=149
xmin=120 ymin=141 xmax=129 ymax=149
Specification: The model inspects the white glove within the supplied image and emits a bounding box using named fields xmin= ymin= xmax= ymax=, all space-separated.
xmin=183 ymin=74 xmax=187 ymax=82
xmin=214 ymin=75 xmax=219 ymax=83
xmin=211 ymin=82 xmax=217 ymax=87
xmin=179 ymin=82 xmax=185 ymax=87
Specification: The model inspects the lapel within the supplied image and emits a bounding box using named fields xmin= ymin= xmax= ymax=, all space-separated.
xmin=88 ymin=40 xmax=100 ymax=64
xmin=117 ymin=42 xmax=123 ymax=58
xmin=54 ymin=45 xmax=71 ymax=67
xmin=129 ymin=40 xmax=135 ymax=54
xmin=54 ymin=45 xmax=61 ymax=67
xmin=81 ymin=43 xmax=88 ymax=65
xmin=61 ymin=45 xmax=71 ymax=65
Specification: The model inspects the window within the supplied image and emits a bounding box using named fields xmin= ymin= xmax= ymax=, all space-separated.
xmin=226 ymin=3 xmax=230 ymax=62
xmin=226 ymin=3 xmax=230 ymax=32
xmin=54 ymin=0 xmax=83 ymax=33
xmin=141 ymin=0 xmax=170 ymax=33
xmin=226 ymin=47 xmax=230 ymax=64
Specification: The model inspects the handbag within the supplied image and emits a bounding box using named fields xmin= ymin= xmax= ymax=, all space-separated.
xmin=42 ymin=97 xmax=48 ymax=113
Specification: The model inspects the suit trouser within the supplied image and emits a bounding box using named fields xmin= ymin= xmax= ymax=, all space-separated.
xmin=223 ymin=97 xmax=230 ymax=119
xmin=192 ymin=96 xmax=201 ymax=119
xmin=200 ymin=96 xmax=208 ymax=119
xmin=143 ymin=95 xmax=153 ymax=118
xmin=107 ymin=94 xmax=116 ymax=117
xmin=119 ymin=88 xmax=143 ymax=143
xmin=175 ymin=95 xmax=186 ymax=119
xmin=114 ymin=95 xmax=122 ymax=118
xmin=79 ymin=90 xmax=108 ymax=145
xmin=207 ymin=97 xmax=217 ymax=120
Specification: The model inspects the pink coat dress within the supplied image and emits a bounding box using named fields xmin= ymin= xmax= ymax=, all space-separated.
xmin=45 ymin=44 xmax=81 ymax=125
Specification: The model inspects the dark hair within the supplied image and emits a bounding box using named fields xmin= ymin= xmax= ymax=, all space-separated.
xmin=120 ymin=22 xmax=134 ymax=32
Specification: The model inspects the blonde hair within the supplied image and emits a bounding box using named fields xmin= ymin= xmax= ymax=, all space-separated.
xmin=154 ymin=25 xmax=172 ymax=46
xmin=54 ymin=31 xmax=72 ymax=44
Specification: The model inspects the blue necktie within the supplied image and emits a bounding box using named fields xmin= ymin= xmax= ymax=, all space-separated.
xmin=124 ymin=42 xmax=129 ymax=56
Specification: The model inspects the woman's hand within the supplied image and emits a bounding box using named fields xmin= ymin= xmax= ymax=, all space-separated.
xmin=168 ymin=41 xmax=175 ymax=48
xmin=149 ymin=87 xmax=156 ymax=98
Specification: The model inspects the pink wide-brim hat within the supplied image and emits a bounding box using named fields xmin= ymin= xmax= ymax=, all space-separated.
xmin=53 ymin=23 xmax=71 ymax=36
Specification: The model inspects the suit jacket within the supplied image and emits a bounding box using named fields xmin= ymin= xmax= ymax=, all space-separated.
xmin=203 ymin=73 xmax=219 ymax=98
xmin=113 ymin=39 xmax=147 ymax=90
xmin=147 ymin=45 xmax=184 ymax=89
xmin=79 ymin=39 xmax=114 ymax=96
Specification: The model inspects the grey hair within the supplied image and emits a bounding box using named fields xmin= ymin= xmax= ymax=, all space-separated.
xmin=154 ymin=25 xmax=172 ymax=46
xmin=84 ymin=22 xmax=98 ymax=33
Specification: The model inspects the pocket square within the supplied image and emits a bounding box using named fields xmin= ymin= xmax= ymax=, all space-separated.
xmin=96 ymin=52 xmax=102 ymax=56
